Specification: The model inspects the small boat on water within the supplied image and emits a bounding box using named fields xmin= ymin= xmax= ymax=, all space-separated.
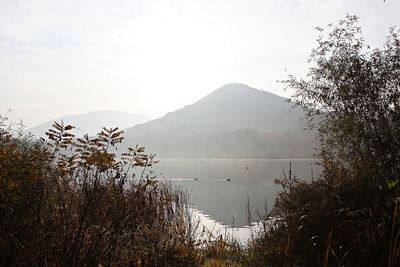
xmin=226 ymin=178 xmax=231 ymax=182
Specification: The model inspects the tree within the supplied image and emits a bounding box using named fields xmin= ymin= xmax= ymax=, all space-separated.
xmin=250 ymin=15 xmax=400 ymax=267
xmin=284 ymin=14 xmax=400 ymax=187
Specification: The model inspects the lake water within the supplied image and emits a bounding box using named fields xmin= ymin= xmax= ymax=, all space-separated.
xmin=145 ymin=159 xmax=321 ymax=229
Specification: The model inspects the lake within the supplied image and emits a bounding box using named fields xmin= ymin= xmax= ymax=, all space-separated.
xmin=145 ymin=158 xmax=321 ymax=228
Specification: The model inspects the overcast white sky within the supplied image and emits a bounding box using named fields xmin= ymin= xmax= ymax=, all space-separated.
xmin=1 ymin=0 xmax=399 ymax=127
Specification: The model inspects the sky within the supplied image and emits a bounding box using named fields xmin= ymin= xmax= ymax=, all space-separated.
xmin=1 ymin=0 xmax=399 ymax=127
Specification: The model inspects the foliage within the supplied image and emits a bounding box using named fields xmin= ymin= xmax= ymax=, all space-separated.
xmin=197 ymin=229 xmax=245 ymax=266
xmin=249 ymin=166 xmax=393 ymax=266
xmin=0 ymin=116 xmax=200 ymax=266
xmin=249 ymin=15 xmax=400 ymax=266
xmin=286 ymin=14 xmax=400 ymax=186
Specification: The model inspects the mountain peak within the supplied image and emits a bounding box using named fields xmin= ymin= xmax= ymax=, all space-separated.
xmin=214 ymin=83 xmax=257 ymax=93
xmin=219 ymin=82 xmax=252 ymax=90
xmin=122 ymin=83 xmax=314 ymax=158
xmin=206 ymin=83 xmax=283 ymax=100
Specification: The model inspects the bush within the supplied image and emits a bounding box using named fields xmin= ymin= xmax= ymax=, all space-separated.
xmin=249 ymin=15 xmax=400 ymax=267
xmin=0 ymin=118 xmax=199 ymax=266
xmin=249 ymin=168 xmax=394 ymax=266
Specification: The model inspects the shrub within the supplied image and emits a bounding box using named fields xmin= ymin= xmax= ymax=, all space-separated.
xmin=0 ymin=118 xmax=199 ymax=266
xmin=249 ymin=15 xmax=400 ymax=267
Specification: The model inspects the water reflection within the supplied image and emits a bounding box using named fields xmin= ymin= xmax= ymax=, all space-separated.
xmin=146 ymin=159 xmax=321 ymax=227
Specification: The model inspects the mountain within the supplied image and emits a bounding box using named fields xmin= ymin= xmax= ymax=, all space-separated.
xmin=122 ymin=83 xmax=316 ymax=159
xmin=29 ymin=110 xmax=149 ymax=137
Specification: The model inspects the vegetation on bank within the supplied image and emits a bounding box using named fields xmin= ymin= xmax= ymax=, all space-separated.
xmin=1 ymin=15 xmax=400 ymax=266
xmin=248 ymin=15 xmax=400 ymax=266
xmin=0 ymin=118 xmax=201 ymax=266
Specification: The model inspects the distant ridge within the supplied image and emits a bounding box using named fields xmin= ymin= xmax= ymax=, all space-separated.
xmin=29 ymin=110 xmax=149 ymax=137
xmin=122 ymin=83 xmax=316 ymax=159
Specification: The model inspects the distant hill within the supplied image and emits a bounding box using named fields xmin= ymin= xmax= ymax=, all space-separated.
xmin=122 ymin=83 xmax=316 ymax=158
xmin=29 ymin=110 xmax=149 ymax=137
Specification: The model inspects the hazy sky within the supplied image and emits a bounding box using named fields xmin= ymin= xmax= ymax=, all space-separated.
xmin=1 ymin=0 xmax=399 ymax=127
